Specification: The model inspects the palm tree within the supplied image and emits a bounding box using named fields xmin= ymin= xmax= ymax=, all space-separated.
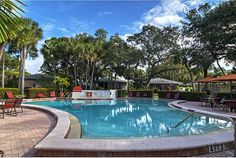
xmin=0 ymin=0 xmax=25 ymax=60
xmin=9 ymin=18 xmax=43 ymax=95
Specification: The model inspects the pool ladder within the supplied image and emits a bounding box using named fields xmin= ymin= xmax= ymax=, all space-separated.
xmin=64 ymin=92 xmax=72 ymax=99
xmin=167 ymin=113 xmax=194 ymax=133
xmin=172 ymin=113 xmax=194 ymax=128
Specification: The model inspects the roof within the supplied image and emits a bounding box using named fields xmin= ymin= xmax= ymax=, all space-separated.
xmin=211 ymin=74 xmax=236 ymax=82
xmin=149 ymin=78 xmax=182 ymax=85
xmin=96 ymin=77 xmax=127 ymax=83
xmin=25 ymin=74 xmax=54 ymax=80
xmin=195 ymin=77 xmax=216 ymax=83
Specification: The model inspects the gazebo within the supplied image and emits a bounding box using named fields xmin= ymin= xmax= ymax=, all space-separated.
xmin=195 ymin=77 xmax=217 ymax=93
xmin=148 ymin=78 xmax=182 ymax=90
xmin=196 ymin=74 xmax=236 ymax=98
xmin=211 ymin=74 xmax=236 ymax=98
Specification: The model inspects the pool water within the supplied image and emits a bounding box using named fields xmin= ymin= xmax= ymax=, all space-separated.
xmin=25 ymin=99 xmax=232 ymax=138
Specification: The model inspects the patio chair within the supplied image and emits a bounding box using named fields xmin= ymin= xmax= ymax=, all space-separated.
xmin=211 ymin=98 xmax=226 ymax=111
xmin=174 ymin=93 xmax=180 ymax=99
xmin=6 ymin=91 xmax=14 ymax=99
xmin=35 ymin=93 xmax=46 ymax=98
xmin=15 ymin=98 xmax=23 ymax=113
xmin=0 ymin=99 xmax=16 ymax=119
xmin=166 ymin=93 xmax=171 ymax=99
xmin=50 ymin=91 xmax=56 ymax=97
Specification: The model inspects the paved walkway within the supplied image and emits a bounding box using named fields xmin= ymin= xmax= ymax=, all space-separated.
xmin=0 ymin=108 xmax=56 ymax=157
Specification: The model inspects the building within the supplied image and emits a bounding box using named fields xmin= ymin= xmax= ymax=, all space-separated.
xmin=95 ymin=77 xmax=128 ymax=90
xmin=24 ymin=74 xmax=54 ymax=88
xmin=148 ymin=78 xmax=182 ymax=90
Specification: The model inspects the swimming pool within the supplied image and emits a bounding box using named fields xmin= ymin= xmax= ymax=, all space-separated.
xmin=25 ymin=99 xmax=232 ymax=139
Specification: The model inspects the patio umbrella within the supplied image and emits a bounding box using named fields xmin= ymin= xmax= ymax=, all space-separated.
xmin=211 ymin=74 xmax=236 ymax=99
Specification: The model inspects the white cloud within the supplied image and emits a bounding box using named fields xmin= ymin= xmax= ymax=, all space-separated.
xmin=70 ymin=17 xmax=89 ymax=30
xmin=139 ymin=0 xmax=187 ymax=28
xmin=97 ymin=11 xmax=112 ymax=16
xmin=120 ymin=33 xmax=132 ymax=41
xmin=25 ymin=54 xmax=44 ymax=74
xmin=128 ymin=0 xmax=222 ymax=33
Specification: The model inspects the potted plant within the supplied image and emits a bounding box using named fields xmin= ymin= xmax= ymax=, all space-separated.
xmin=54 ymin=76 xmax=70 ymax=97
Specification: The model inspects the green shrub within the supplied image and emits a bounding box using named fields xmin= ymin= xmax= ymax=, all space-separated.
xmin=0 ymin=88 xmax=20 ymax=99
xmin=26 ymin=88 xmax=54 ymax=98
xmin=117 ymin=90 xmax=128 ymax=98
xmin=155 ymin=91 xmax=206 ymax=101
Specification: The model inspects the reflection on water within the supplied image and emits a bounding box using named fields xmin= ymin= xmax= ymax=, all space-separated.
xmin=26 ymin=99 xmax=233 ymax=138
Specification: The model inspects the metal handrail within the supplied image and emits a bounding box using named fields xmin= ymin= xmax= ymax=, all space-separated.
xmin=172 ymin=113 xmax=194 ymax=128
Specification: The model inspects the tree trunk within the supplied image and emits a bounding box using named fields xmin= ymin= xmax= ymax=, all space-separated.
xmin=19 ymin=46 xmax=27 ymax=95
xmin=74 ymin=60 xmax=77 ymax=86
xmin=90 ymin=63 xmax=95 ymax=90
xmin=114 ymin=73 xmax=117 ymax=89
xmin=54 ymin=62 xmax=56 ymax=88
xmin=184 ymin=62 xmax=194 ymax=90
xmin=85 ymin=62 xmax=89 ymax=90
xmin=203 ymin=68 xmax=208 ymax=78
xmin=1 ymin=52 xmax=5 ymax=88
xmin=216 ymin=59 xmax=225 ymax=75
xmin=0 ymin=42 xmax=5 ymax=61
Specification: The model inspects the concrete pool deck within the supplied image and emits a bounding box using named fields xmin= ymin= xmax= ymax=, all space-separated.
xmin=0 ymin=108 xmax=56 ymax=157
xmin=19 ymin=100 xmax=235 ymax=156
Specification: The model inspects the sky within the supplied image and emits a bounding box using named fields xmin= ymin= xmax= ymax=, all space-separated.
xmin=23 ymin=0 xmax=224 ymax=74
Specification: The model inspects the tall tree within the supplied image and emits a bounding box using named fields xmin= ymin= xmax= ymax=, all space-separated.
xmin=9 ymin=18 xmax=43 ymax=94
xmin=183 ymin=1 xmax=236 ymax=77
xmin=128 ymin=25 xmax=179 ymax=82
xmin=0 ymin=0 xmax=25 ymax=60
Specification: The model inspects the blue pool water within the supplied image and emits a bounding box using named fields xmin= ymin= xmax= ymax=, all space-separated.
xmin=25 ymin=99 xmax=232 ymax=138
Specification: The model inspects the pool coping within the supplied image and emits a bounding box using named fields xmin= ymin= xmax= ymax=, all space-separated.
xmin=22 ymin=100 xmax=234 ymax=156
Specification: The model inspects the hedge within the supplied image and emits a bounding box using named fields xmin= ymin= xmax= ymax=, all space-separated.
xmin=117 ymin=90 xmax=128 ymax=98
xmin=155 ymin=91 xmax=206 ymax=101
xmin=128 ymin=90 xmax=153 ymax=98
xmin=25 ymin=88 xmax=54 ymax=98
xmin=0 ymin=88 xmax=20 ymax=99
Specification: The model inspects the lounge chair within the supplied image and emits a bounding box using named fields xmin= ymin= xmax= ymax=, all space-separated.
xmin=166 ymin=93 xmax=171 ymax=99
xmin=15 ymin=98 xmax=23 ymax=113
xmin=6 ymin=91 xmax=14 ymax=99
xmin=0 ymin=99 xmax=16 ymax=119
xmin=35 ymin=93 xmax=46 ymax=98
xmin=174 ymin=93 xmax=180 ymax=99
xmin=50 ymin=91 xmax=56 ymax=97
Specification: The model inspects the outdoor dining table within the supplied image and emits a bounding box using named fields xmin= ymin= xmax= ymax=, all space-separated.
xmin=223 ymin=99 xmax=236 ymax=112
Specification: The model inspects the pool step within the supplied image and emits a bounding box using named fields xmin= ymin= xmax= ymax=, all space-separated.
xmin=65 ymin=114 xmax=81 ymax=139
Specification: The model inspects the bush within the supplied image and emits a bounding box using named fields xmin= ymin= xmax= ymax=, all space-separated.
xmin=155 ymin=90 xmax=206 ymax=101
xmin=128 ymin=90 xmax=153 ymax=98
xmin=117 ymin=90 xmax=128 ymax=98
xmin=0 ymin=88 xmax=20 ymax=99
xmin=26 ymin=88 xmax=54 ymax=98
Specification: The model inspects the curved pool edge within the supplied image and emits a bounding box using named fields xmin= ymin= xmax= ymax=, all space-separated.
xmin=22 ymin=100 xmax=235 ymax=156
